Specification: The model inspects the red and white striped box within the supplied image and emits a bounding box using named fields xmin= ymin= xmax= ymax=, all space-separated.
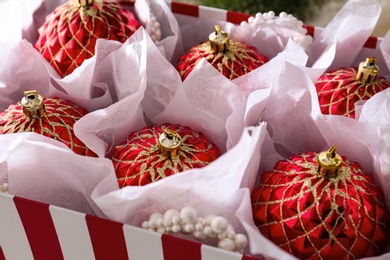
xmin=0 ymin=193 xmax=262 ymax=260
xmin=0 ymin=1 xmax=386 ymax=260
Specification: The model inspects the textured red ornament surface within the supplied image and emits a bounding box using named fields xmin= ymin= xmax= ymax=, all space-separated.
xmin=251 ymin=152 xmax=389 ymax=259
xmin=35 ymin=1 xmax=140 ymax=77
xmin=177 ymin=40 xmax=269 ymax=80
xmin=0 ymin=97 xmax=96 ymax=156
xmin=113 ymin=124 xmax=220 ymax=187
xmin=315 ymin=67 xmax=390 ymax=118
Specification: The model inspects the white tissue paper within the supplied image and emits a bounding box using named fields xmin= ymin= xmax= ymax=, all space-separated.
xmin=0 ymin=27 xmax=172 ymax=113
xmin=226 ymin=39 xmax=311 ymax=148
xmin=378 ymin=29 xmax=390 ymax=77
xmin=1 ymin=133 xmax=118 ymax=216
xmin=233 ymin=60 xmax=390 ymax=259
xmin=92 ymin=124 xmax=267 ymax=250
xmin=0 ymin=27 xmax=170 ymax=217
xmin=307 ymin=0 xmax=382 ymax=70
xmin=75 ymin=51 xmax=246 ymax=157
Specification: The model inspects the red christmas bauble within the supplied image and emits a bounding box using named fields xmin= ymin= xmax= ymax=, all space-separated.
xmin=315 ymin=57 xmax=390 ymax=118
xmin=35 ymin=0 xmax=140 ymax=77
xmin=177 ymin=25 xmax=269 ymax=81
xmin=0 ymin=90 xmax=96 ymax=156
xmin=251 ymin=147 xmax=389 ymax=259
xmin=113 ymin=123 xmax=220 ymax=187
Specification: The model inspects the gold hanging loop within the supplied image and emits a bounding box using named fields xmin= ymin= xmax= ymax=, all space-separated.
xmin=158 ymin=128 xmax=182 ymax=159
xmin=74 ymin=0 xmax=94 ymax=7
xmin=356 ymin=57 xmax=379 ymax=84
xmin=21 ymin=90 xmax=46 ymax=119
xmin=317 ymin=146 xmax=342 ymax=178
xmin=209 ymin=25 xmax=230 ymax=52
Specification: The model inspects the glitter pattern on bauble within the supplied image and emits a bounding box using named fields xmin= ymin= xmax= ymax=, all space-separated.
xmin=176 ymin=25 xmax=269 ymax=81
xmin=251 ymin=146 xmax=389 ymax=259
xmin=315 ymin=57 xmax=390 ymax=118
xmin=0 ymin=90 xmax=96 ymax=157
xmin=112 ymin=123 xmax=220 ymax=187
xmin=35 ymin=0 xmax=140 ymax=77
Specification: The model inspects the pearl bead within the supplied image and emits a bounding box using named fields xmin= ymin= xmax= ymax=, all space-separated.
xmin=1 ymin=183 xmax=8 ymax=193
xmin=240 ymin=21 xmax=248 ymax=27
xmin=156 ymin=218 xmax=164 ymax=227
xmin=195 ymin=223 xmax=203 ymax=231
xmin=182 ymin=224 xmax=194 ymax=234
xmin=198 ymin=217 xmax=206 ymax=226
xmin=180 ymin=207 xmax=198 ymax=224
xmin=163 ymin=219 xmax=172 ymax=227
xmin=149 ymin=219 xmax=157 ymax=229
xmin=226 ymin=224 xmax=235 ymax=233
xmin=193 ymin=230 xmax=207 ymax=241
xmin=149 ymin=212 xmax=163 ymax=222
xmin=235 ymin=234 xmax=248 ymax=250
xmin=225 ymin=224 xmax=236 ymax=239
xmin=157 ymin=227 xmax=166 ymax=233
xmin=255 ymin=13 xmax=263 ymax=19
xmin=203 ymin=226 xmax=212 ymax=236
xmin=218 ymin=233 xmax=226 ymax=240
xmin=279 ymin=12 xmax=287 ymax=18
xmin=205 ymin=215 xmax=217 ymax=225
xmin=210 ymin=216 xmax=228 ymax=234
xmin=227 ymin=231 xmax=236 ymax=240
xmin=218 ymin=238 xmax=235 ymax=251
xmin=172 ymin=215 xmax=180 ymax=225
xmin=164 ymin=209 xmax=180 ymax=227
xmin=141 ymin=221 xmax=149 ymax=229
xmin=172 ymin=224 xmax=181 ymax=233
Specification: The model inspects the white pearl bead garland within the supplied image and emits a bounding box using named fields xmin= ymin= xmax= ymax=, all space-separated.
xmin=240 ymin=11 xmax=313 ymax=48
xmin=145 ymin=0 xmax=161 ymax=43
xmin=142 ymin=207 xmax=248 ymax=253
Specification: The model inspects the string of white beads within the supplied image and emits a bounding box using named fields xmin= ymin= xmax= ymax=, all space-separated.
xmin=145 ymin=0 xmax=161 ymax=42
xmin=142 ymin=207 xmax=248 ymax=253
xmin=240 ymin=11 xmax=313 ymax=48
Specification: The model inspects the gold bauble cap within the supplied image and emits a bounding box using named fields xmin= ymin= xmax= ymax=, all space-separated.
xmin=158 ymin=128 xmax=182 ymax=159
xmin=21 ymin=90 xmax=46 ymax=119
xmin=356 ymin=57 xmax=379 ymax=84
xmin=317 ymin=146 xmax=342 ymax=178
xmin=74 ymin=0 xmax=94 ymax=7
xmin=209 ymin=25 xmax=230 ymax=52
xmin=74 ymin=0 xmax=95 ymax=21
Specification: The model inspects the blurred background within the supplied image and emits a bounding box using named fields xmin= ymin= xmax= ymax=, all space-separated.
xmin=174 ymin=0 xmax=390 ymax=37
